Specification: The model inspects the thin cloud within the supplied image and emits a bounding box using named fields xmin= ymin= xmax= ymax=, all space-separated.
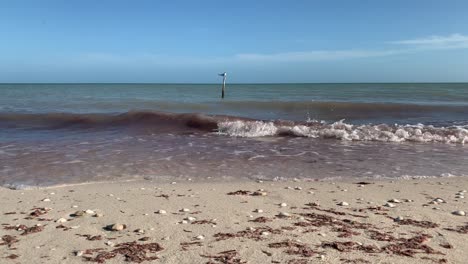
xmin=235 ymin=50 xmax=401 ymax=62
xmin=390 ymin=33 xmax=468 ymax=48
xmin=59 ymin=33 xmax=468 ymax=66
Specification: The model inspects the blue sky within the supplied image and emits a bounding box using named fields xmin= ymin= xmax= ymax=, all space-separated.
xmin=1 ymin=0 xmax=468 ymax=83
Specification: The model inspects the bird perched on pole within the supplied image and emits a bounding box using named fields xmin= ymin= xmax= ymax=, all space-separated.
xmin=218 ymin=72 xmax=227 ymax=99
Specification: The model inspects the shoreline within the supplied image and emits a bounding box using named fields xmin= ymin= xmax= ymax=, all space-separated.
xmin=1 ymin=177 xmax=467 ymax=263
xmin=2 ymin=174 xmax=466 ymax=191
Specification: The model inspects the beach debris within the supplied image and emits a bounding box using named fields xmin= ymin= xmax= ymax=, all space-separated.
xmin=269 ymin=240 xmax=316 ymax=257
xmin=195 ymin=235 xmax=205 ymax=240
xmin=384 ymin=202 xmax=396 ymax=208
xmin=81 ymin=241 xmax=164 ymax=263
xmin=180 ymin=208 xmax=190 ymax=212
xmin=452 ymin=210 xmax=466 ymax=216
xmin=280 ymin=203 xmax=288 ymax=207
xmin=106 ymin=224 xmax=127 ymax=231
xmin=185 ymin=216 xmax=197 ymax=222
xmin=156 ymin=210 xmax=167 ymax=215
xmin=56 ymin=218 xmax=68 ymax=223
xmin=355 ymin=182 xmax=373 ymax=185
xmin=72 ymin=210 xmax=86 ymax=217
xmin=75 ymin=250 xmax=84 ymax=257
xmin=106 ymin=241 xmax=115 ymax=247
xmin=200 ymin=250 xmax=245 ymax=264
xmin=42 ymin=198 xmax=51 ymax=202
xmin=433 ymin=198 xmax=445 ymax=203
xmin=135 ymin=229 xmax=145 ymax=234
xmin=254 ymin=209 xmax=263 ymax=213
xmin=85 ymin=209 xmax=95 ymax=215
xmin=388 ymin=199 xmax=401 ymax=203
xmin=394 ymin=216 xmax=404 ymax=222
xmin=338 ymin=201 xmax=349 ymax=206
xmin=277 ymin=212 xmax=291 ymax=218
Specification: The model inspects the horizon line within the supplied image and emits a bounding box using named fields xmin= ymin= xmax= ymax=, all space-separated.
xmin=1 ymin=81 xmax=468 ymax=85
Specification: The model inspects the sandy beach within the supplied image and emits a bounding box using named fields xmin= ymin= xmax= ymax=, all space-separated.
xmin=1 ymin=177 xmax=467 ymax=264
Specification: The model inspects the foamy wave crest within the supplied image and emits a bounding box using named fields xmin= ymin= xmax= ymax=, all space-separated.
xmin=217 ymin=120 xmax=468 ymax=144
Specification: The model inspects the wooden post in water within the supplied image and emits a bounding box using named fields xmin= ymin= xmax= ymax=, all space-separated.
xmin=218 ymin=72 xmax=227 ymax=99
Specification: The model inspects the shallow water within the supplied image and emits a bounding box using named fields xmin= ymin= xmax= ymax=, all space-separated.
xmin=0 ymin=83 xmax=467 ymax=188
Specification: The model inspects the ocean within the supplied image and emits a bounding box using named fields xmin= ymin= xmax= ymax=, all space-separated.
xmin=1 ymin=83 xmax=467 ymax=188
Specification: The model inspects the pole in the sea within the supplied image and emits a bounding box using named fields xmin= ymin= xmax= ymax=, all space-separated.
xmin=218 ymin=72 xmax=227 ymax=99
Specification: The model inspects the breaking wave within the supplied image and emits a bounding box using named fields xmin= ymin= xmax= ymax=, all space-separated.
xmin=1 ymin=110 xmax=468 ymax=144
xmin=217 ymin=120 xmax=468 ymax=144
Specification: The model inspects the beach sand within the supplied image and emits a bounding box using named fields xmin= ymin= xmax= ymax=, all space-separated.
xmin=1 ymin=177 xmax=467 ymax=263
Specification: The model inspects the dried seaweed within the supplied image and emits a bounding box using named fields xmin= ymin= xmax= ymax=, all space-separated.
xmin=82 ymin=241 xmax=164 ymax=263
xmin=340 ymin=258 xmax=371 ymax=263
xmin=78 ymin=234 xmax=103 ymax=241
xmin=420 ymin=257 xmax=448 ymax=263
xmin=249 ymin=217 xmax=272 ymax=223
xmin=192 ymin=219 xmax=217 ymax=225
xmin=213 ymin=226 xmax=282 ymax=241
xmin=21 ymin=225 xmax=44 ymax=235
xmin=439 ymin=243 xmax=452 ymax=249
xmin=0 ymin=235 xmax=19 ymax=248
xmin=382 ymin=234 xmax=443 ymax=257
xmin=227 ymin=190 xmax=251 ymax=195
xmin=56 ymin=224 xmax=71 ymax=231
xmin=367 ymin=230 xmax=396 ymax=241
xmin=268 ymin=240 xmax=316 ymax=257
xmin=332 ymin=227 xmax=361 ymax=238
xmin=25 ymin=207 xmax=51 ymax=219
xmin=201 ymin=250 xmax=246 ymax=264
xmin=444 ymin=223 xmax=468 ymax=234
xmin=322 ymin=241 xmax=380 ymax=253
xmin=287 ymin=259 xmax=308 ymax=264
xmin=3 ymin=224 xmax=28 ymax=231
xmin=180 ymin=241 xmax=203 ymax=251
xmin=395 ymin=219 xmax=439 ymax=228
xmin=226 ymin=190 xmax=266 ymax=196
xmin=5 ymin=254 xmax=19 ymax=259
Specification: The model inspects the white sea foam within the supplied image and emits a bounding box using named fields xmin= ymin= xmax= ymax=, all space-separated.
xmin=217 ymin=120 xmax=468 ymax=144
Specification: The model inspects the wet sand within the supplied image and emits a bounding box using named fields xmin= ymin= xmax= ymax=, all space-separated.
xmin=0 ymin=177 xmax=467 ymax=263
